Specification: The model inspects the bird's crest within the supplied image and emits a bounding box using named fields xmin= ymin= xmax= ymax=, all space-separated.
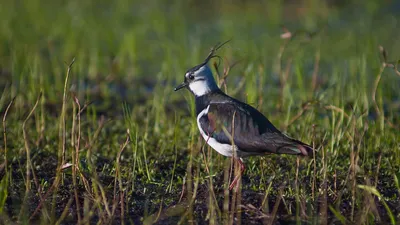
xmin=202 ymin=39 xmax=231 ymax=67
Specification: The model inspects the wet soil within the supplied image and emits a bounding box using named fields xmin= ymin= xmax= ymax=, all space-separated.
xmin=2 ymin=150 xmax=399 ymax=224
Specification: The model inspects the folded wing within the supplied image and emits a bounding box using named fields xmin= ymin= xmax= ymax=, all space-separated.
xmin=198 ymin=102 xmax=313 ymax=156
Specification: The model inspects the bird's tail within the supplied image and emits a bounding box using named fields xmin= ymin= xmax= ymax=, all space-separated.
xmin=292 ymin=139 xmax=315 ymax=157
xmin=265 ymin=132 xmax=316 ymax=156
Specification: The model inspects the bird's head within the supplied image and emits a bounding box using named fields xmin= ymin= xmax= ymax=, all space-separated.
xmin=174 ymin=40 xmax=230 ymax=96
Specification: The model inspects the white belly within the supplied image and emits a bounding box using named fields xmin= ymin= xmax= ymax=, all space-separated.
xmin=197 ymin=106 xmax=234 ymax=157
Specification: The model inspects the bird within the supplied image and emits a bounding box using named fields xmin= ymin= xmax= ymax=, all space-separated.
xmin=174 ymin=42 xmax=314 ymax=190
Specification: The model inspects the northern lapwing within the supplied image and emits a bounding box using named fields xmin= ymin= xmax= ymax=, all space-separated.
xmin=174 ymin=42 xmax=314 ymax=190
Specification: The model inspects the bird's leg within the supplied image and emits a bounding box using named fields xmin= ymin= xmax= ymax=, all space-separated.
xmin=205 ymin=131 xmax=212 ymax=143
xmin=229 ymin=158 xmax=245 ymax=190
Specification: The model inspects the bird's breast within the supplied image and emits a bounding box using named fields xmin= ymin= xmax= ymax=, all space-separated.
xmin=196 ymin=106 xmax=234 ymax=157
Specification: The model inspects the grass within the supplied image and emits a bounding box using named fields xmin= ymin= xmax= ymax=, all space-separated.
xmin=0 ymin=0 xmax=400 ymax=224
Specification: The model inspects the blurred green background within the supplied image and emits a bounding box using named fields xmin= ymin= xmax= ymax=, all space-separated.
xmin=1 ymin=0 xmax=399 ymax=109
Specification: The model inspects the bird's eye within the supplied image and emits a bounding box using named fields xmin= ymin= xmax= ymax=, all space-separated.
xmin=188 ymin=74 xmax=195 ymax=80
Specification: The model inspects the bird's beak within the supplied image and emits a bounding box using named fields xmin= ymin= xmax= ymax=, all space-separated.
xmin=174 ymin=82 xmax=188 ymax=91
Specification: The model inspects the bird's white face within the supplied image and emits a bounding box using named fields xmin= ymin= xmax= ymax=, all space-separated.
xmin=174 ymin=41 xmax=230 ymax=96
xmin=186 ymin=65 xmax=217 ymax=96
xmin=175 ymin=63 xmax=219 ymax=96
xmin=188 ymin=79 xmax=211 ymax=96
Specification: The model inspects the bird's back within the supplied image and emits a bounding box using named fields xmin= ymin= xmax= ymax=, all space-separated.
xmin=197 ymin=91 xmax=314 ymax=156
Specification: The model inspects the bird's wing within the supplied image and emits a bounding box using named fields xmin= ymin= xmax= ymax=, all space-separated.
xmin=198 ymin=101 xmax=313 ymax=156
